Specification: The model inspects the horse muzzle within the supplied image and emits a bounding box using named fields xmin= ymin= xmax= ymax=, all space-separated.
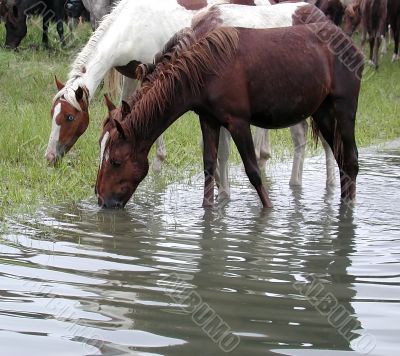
xmin=98 ymin=195 xmax=126 ymax=209
xmin=45 ymin=144 xmax=66 ymax=166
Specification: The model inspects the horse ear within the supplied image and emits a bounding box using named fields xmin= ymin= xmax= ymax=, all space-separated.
xmin=104 ymin=94 xmax=116 ymax=112
xmin=55 ymin=76 xmax=64 ymax=91
xmin=121 ymin=101 xmax=131 ymax=119
xmin=113 ymin=119 xmax=127 ymax=141
xmin=75 ymin=86 xmax=84 ymax=101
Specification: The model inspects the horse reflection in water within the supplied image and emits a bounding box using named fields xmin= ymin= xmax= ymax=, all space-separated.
xmin=96 ymin=22 xmax=363 ymax=209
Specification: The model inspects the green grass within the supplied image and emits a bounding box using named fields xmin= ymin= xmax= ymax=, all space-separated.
xmin=0 ymin=20 xmax=399 ymax=218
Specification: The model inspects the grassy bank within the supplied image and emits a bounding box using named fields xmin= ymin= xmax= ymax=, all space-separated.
xmin=0 ymin=20 xmax=400 ymax=218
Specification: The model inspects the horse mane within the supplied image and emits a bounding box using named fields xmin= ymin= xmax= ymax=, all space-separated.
xmin=68 ymin=0 xmax=129 ymax=80
xmin=52 ymin=0 xmax=130 ymax=109
xmin=135 ymin=26 xmax=199 ymax=81
xmin=117 ymin=26 xmax=239 ymax=138
xmin=154 ymin=28 xmax=195 ymax=64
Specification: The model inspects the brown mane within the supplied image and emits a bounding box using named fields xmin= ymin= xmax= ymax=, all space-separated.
xmin=114 ymin=26 xmax=239 ymax=139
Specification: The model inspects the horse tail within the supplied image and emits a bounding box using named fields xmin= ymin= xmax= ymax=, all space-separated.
xmin=104 ymin=68 xmax=123 ymax=101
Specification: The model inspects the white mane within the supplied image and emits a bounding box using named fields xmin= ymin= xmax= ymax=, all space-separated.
xmin=69 ymin=0 xmax=130 ymax=79
xmin=53 ymin=0 xmax=132 ymax=110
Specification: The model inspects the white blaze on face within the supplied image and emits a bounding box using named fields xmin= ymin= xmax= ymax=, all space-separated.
xmin=45 ymin=103 xmax=62 ymax=159
xmin=100 ymin=131 xmax=110 ymax=168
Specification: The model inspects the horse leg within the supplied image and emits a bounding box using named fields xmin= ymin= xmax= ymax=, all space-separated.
xmin=373 ymin=35 xmax=381 ymax=69
xmin=42 ymin=12 xmax=51 ymax=48
xmin=228 ymin=121 xmax=272 ymax=208
xmin=254 ymin=128 xmax=271 ymax=171
xmin=314 ymin=97 xmax=358 ymax=201
xmin=289 ymin=120 xmax=308 ymax=186
xmin=333 ymin=101 xmax=359 ymax=201
xmin=321 ymin=135 xmax=336 ymax=187
xmin=56 ymin=19 xmax=65 ymax=47
xmin=200 ymin=116 xmax=220 ymax=207
xmin=215 ymin=127 xmax=231 ymax=201
xmin=153 ymin=136 xmax=166 ymax=173
xmin=121 ymin=77 xmax=138 ymax=101
xmin=381 ymin=36 xmax=387 ymax=55
xmin=368 ymin=36 xmax=376 ymax=68
xmin=392 ymin=23 xmax=400 ymax=62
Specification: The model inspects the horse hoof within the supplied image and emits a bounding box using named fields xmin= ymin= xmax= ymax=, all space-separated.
xmin=217 ymin=187 xmax=230 ymax=202
xmin=289 ymin=179 xmax=301 ymax=187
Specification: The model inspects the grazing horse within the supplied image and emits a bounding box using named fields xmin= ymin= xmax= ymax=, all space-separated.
xmin=96 ymin=23 xmax=363 ymax=209
xmin=45 ymin=0 xmax=273 ymax=166
xmin=387 ymin=0 xmax=400 ymax=61
xmin=343 ymin=0 xmax=388 ymax=68
xmin=3 ymin=0 xmax=65 ymax=48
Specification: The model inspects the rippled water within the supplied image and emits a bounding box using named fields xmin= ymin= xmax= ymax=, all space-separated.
xmin=1 ymin=142 xmax=399 ymax=356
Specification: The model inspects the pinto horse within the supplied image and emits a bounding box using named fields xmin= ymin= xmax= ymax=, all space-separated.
xmin=95 ymin=23 xmax=363 ymax=209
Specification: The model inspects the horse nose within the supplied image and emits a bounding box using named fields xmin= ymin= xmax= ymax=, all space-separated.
xmin=98 ymin=196 xmax=124 ymax=209
xmin=45 ymin=151 xmax=56 ymax=166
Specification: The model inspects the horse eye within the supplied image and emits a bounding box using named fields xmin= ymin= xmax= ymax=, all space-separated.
xmin=66 ymin=115 xmax=75 ymax=122
xmin=110 ymin=159 xmax=121 ymax=168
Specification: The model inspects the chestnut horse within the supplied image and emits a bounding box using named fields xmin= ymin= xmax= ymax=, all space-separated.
xmin=96 ymin=24 xmax=363 ymax=209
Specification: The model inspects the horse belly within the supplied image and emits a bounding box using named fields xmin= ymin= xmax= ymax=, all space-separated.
xmin=240 ymin=29 xmax=331 ymax=129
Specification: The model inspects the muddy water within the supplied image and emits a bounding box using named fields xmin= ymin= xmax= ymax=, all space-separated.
xmin=1 ymin=142 xmax=399 ymax=356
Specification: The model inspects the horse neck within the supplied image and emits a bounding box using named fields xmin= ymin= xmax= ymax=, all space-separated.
xmin=68 ymin=0 xmax=195 ymax=102
xmin=134 ymin=93 xmax=194 ymax=154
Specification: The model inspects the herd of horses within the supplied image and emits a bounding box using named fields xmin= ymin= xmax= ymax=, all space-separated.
xmin=1 ymin=0 xmax=398 ymax=209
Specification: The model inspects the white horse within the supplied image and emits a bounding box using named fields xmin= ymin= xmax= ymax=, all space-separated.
xmin=46 ymin=0 xmax=335 ymax=201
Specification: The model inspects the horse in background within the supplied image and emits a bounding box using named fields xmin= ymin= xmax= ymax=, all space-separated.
xmin=2 ymin=0 xmax=65 ymax=48
xmin=270 ymin=0 xmax=344 ymax=25
xmin=81 ymin=0 xmax=117 ymax=29
xmin=343 ymin=0 xmax=388 ymax=68
xmin=387 ymin=0 xmax=400 ymax=61
xmin=96 ymin=23 xmax=362 ymax=209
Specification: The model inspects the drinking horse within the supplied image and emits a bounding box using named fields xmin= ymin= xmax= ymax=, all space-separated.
xmin=95 ymin=23 xmax=363 ymax=209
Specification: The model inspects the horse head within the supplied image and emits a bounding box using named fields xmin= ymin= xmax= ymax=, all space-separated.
xmin=3 ymin=0 xmax=27 ymax=48
xmin=343 ymin=2 xmax=362 ymax=36
xmin=45 ymin=77 xmax=90 ymax=165
xmin=96 ymin=95 xmax=149 ymax=209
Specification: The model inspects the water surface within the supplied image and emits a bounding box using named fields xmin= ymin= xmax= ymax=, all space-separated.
xmin=1 ymin=142 xmax=399 ymax=355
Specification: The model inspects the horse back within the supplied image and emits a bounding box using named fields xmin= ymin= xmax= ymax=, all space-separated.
xmin=204 ymin=25 xmax=362 ymax=128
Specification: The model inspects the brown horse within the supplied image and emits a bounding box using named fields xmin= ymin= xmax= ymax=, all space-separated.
xmin=388 ymin=0 xmax=400 ymax=61
xmin=96 ymin=23 xmax=363 ymax=209
xmin=343 ymin=0 xmax=388 ymax=68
